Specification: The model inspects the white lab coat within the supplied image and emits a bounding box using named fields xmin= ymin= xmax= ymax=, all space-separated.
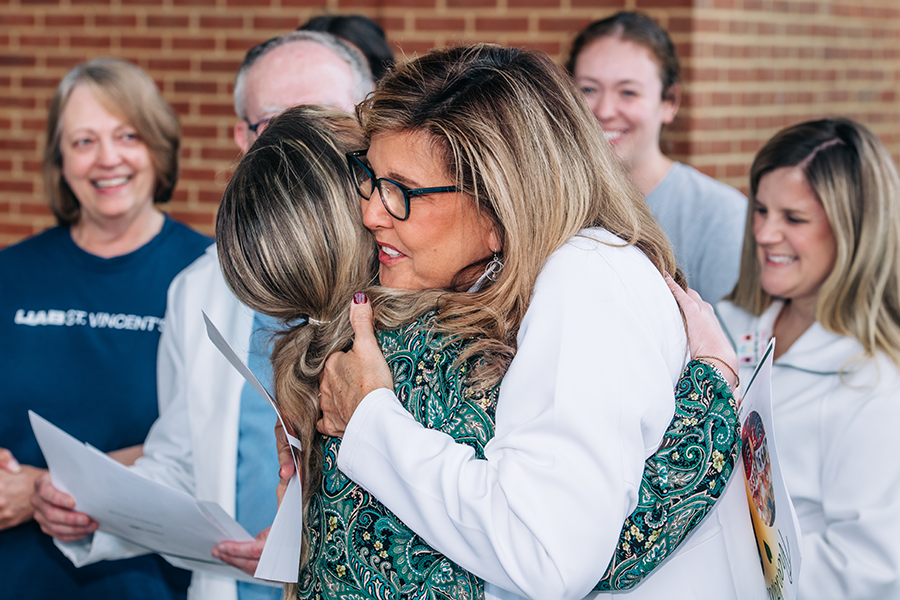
xmin=56 ymin=246 xmax=268 ymax=600
xmin=719 ymin=299 xmax=900 ymax=600
xmin=338 ymin=230 xmax=761 ymax=600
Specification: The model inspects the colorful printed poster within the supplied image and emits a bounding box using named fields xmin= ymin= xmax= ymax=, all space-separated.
xmin=738 ymin=339 xmax=802 ymax=600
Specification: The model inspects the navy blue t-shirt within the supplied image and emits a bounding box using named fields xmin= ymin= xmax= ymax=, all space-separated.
xmin=0 ymin=216 xmax=211 ymax=600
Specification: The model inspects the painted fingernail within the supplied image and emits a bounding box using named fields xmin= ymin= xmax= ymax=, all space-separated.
xmin=353 ymin=292 xmax=368 ymax=304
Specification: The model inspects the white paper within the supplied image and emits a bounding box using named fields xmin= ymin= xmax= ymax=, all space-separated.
xmin=736 ymin=340 xmax=802 ymax=600
xmin=203 ymin=311 xmax=303 ymax=583
xmin=29 ymin=411 xmax=254 ymax=574
xmin=202 ymin=311 xmax=302 ymax=456
xmin=254 ymin=473 xmax=303 ymax=581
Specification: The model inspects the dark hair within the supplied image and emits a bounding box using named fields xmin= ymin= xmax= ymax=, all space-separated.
xmin=566 ymin=11 xmax=680 ymax=102
xmin=300 ymin=15 xmax=394 ymax=82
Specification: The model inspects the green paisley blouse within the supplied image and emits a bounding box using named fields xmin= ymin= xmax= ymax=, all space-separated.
xmin=297 ymin=314 xmax=740 ymax=599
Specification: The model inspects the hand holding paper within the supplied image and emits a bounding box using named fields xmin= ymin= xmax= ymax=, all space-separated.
xmin=32 ymin=471 xmax=98 ymax=542
xmin=29 ymin=411 xmax=256 ymax=573
xmin=202 ymin=311 xmax=303 ymax=583
xmin=212 ymin=526 xmax=270 ymax=575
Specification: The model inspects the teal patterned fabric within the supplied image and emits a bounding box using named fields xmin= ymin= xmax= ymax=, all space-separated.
xmin=595 ymin=359 xmax=741 ymax=591
xmin=297 ymin=314 xmax=494 ymax=600
xmin=298 ymin=314 xmax=740 ymax=599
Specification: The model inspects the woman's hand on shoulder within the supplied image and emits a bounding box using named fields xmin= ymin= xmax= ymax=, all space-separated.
xmin=317 ymin=293 xmax=393 ymax=438
xmin=665 ymin=275 xmax=739 ymax=390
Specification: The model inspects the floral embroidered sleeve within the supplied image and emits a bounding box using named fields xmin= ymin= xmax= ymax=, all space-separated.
xmin=595 ymin=359 xmax=741 ymax=591
xmin=301 ymin=313 xmax=740 ymax=599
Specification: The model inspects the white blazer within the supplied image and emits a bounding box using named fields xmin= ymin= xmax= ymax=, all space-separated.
xmin=57 ymin=246 xmax=267 ymax=600
xmin=338 ymin=230 xmax=764 ymax=600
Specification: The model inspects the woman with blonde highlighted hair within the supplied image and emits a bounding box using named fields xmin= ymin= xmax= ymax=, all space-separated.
xmin=310 ymin=43 xmax=757 ymax=599
xmin=218 ymin=100 xmax=746 ymax=599
xmin=718 ymin=117 xmax=900 ymax=598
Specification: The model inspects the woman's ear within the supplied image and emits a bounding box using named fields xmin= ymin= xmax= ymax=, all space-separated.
xmin=662 ymin=83 xmax=682 ymax=125
xmin=486 ymin=225 xmax=502 ymax=255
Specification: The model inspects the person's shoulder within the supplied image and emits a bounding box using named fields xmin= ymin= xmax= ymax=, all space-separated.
xmin=158 ymin=216 xmax=213 ymax=254
xmin=0 ymin=227 xmax=66 ymax=266
xmin=822 ymin=348 xmax=900 ymax=425
xmin=669 ymin=163 xmax=746 ymax=207
xmin=555 ymin=228 xmax=633 ymax=266
xmin=146 ymin=217 xmax=213 ymax=277
xmin=545 ymin=228 xmax=669 ymax=296
xmin=561 ymin=227 xmax=622 ymax=251
xmin=172 ymin=244 xmax=219 ymax=282
xmin=867 ymin=353 xmax=900 ymax=397
xmin=165 ymin=244 xmax=234 ymax=308
xmin=825 ymin=339 xmax=900 ymax=393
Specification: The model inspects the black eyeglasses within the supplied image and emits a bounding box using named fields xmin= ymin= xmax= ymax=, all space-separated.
xmin=346 ymin=150 xmax=460 ymax=221
xmin=246 ymin=117 xmax=272 ymax=135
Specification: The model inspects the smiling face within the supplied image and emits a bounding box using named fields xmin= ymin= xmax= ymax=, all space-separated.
xmin=361 ymin=130 xmax=499 ymax=290
xmin=59 ymin=84 xmax=157 ymax=230
xmin=754 ymin=166 xmax=837 ymax=308
xmin=573 ymin=36 xmax=677 ymax=172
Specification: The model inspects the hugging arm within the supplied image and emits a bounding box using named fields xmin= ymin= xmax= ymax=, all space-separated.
xmin=329 ymin=244 xmax=684 ymax=599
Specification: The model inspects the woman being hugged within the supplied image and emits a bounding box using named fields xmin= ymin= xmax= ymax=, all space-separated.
xmin=317 ymin=43 xmax=751 ymax=600
xmin=718 ymin=118 xmax=900 ymax=599
xmin=219 ymin=101 xmax=741 ymax=598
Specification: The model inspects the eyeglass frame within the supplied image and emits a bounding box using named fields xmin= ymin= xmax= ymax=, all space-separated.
xmin=346 ymin=150 xmax=461 ymax=221
xmin=246 ymin=116 xmax=273 ymax=135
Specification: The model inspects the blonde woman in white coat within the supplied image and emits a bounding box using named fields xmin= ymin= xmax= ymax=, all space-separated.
xmin=718 ymin=117 xmax=900 ymax=600
xmin=315 ymin=44 xmax=757 ymax=600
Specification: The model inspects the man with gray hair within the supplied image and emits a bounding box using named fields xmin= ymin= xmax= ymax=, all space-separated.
xmin=31 ymin=30 xmax=374 ymax=600
xmin=233 ymin=30 xmax=371 ymax=153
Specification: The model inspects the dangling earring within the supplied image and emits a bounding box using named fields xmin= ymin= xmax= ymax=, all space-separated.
xmin=467 ymin=253 xmax=504 ymax=293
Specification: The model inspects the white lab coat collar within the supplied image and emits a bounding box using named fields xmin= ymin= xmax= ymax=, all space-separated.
xmin=717 ymin=299 xmax=867 ymax=376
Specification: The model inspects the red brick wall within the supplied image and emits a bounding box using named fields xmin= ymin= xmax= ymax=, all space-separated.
xmin=2 ymin=0 xmax=898 ymax=247
xmin=679 ymin=0 xmax=900 ymax=192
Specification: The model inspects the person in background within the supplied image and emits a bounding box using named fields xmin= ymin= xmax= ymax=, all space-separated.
xmin=0 ymin=58 xmax=211 ymax=600
xmin=717 ymin=117 xmax=900 ymax=599
xmin=233 ymin=30 xmax=371 ymax=153
xmin=30 ymin=31 xmax=373 ymax=600
xmin=300 ymin=14 xmax=394 ymax=82
xmin=567 ymin=11 xmax=746 ymax=304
